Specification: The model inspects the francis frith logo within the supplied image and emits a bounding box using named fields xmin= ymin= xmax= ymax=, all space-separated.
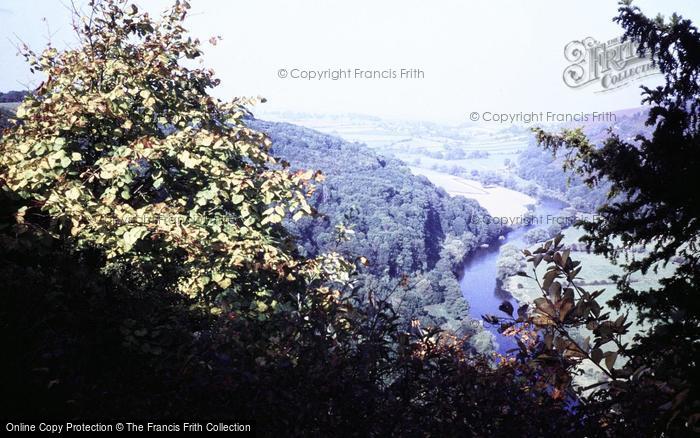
xmin=563 ymin=36 xmax=660 ymax=92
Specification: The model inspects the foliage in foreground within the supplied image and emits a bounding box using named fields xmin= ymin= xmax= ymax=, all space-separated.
xmin=522 ymin=0 xmax=700 ymax=434
xmin=0 ymin=0 xmax=579 ymax=435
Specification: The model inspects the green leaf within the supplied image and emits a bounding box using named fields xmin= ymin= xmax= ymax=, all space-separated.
xmin=231 ymin=194 xmax=244 ymax=204
xmin=122 ymin=226 xmax=148 ymax=251
xmin=66 ymin=187 xmax=81 ymax=200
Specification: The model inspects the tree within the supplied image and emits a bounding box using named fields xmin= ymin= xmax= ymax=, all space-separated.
xmin=0 ymin=0 xmax=359 ymax=422
xmin=496 ymin=243 xmax=525 ymax=280
xmin=0 ymin=0 xmax=342 ymax=310
xmin=532 ymin=1 xmax=700 ymax=433
xmin=523 ymin=227 xmax=549 ymax=245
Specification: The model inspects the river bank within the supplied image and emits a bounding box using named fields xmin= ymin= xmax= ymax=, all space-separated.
xmin=458 ymin=197 xmax=568 ymax=353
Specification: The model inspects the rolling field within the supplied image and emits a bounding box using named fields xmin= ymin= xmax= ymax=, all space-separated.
xmin=408 ymin=166 xmax=535 ymax=218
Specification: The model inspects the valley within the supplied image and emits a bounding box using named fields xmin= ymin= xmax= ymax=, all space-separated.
xmin=258 ymin=109 xmax=677 ymax=381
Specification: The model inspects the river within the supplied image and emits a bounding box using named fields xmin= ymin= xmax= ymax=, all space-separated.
xmin=460 ymin=197 xmax=568 ymax=353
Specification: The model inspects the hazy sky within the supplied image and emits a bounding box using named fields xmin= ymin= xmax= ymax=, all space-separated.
xmin=1 ymin=0 xmax=699 ymax=123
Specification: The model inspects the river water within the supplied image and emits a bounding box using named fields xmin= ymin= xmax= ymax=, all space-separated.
xmin=460 ymin=197 xmax=568 ymax=353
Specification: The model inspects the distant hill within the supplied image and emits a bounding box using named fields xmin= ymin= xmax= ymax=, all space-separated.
xmin=0 ymin=90 xmax=29 ymax=103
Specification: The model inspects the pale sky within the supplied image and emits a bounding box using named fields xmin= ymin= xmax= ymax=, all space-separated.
xmin=1 ymin=0 xmax=699 ymax=123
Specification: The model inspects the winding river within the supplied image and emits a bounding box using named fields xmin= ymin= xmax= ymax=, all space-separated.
xmin=460 ymin=197 xmax=568 ymax=353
